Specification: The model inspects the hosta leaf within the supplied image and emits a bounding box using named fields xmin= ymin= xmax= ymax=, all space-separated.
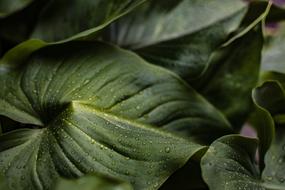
xmin=55 ymin=174 xmax=132 ymax=190
xmin=201 ymin=134 xmax=285 ymax=190
xmin=0 ymin=41 xmax=231 ymax=189
xmin=102 ymin=0 xmax=269 ymax=130
xmin=195 ymin=24 xmax=264 ymax=129
xmin=0 ymin=0 xmax=48 ymax=45
xmin=201 ymin=135 xmax=261 ymax=190
xmin=102 ymin=0 xmax=248 ymax=81
xmin=0 ymin=0 xmax=33 ymax=18
xmin=201 ymin=80 xmax=285 ymax=190
xmin=30 ymin=0 xmax=147 ymax=42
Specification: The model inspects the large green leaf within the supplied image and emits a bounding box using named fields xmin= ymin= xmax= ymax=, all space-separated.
xmin=30 ymin=0 xmax=147 ymax=42
xmin=102 ymin=0 xmax=248 ymax=81
xmin=201 ymin=133 xmax=285 ymax=190
xmin=194 ymin=23 xmax=264 ymax=129
xmin=0 ymin=41 xmax=231 ymax=189
xmin=0 ymin=0 xmax=48 ymax=45
xmin=102 ymin=0 xmax=269 ymax=129
xmin=54 ymin=174 xmax=132 ymax=190
xmin=201 ymin=80 xmax=285 ymax=190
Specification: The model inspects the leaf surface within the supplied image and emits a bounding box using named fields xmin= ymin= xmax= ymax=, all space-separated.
xmin=0 ymin=41 xmax=231 ymax=189
xmin=30 ymin=0 xmax=147 ymax=42
xmin=201 ymin=79 xmax=285 ymax=190
xmin=102 ymin=0 xmax=248 ymax=81
xmin=55 ymin=174 xmax=133 ymax=190
xmin=0 ymin=0 xmax=33 ymax=18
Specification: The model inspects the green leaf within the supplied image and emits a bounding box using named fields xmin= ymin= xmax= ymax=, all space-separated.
xmin=201 ymin=135 xmax=285 ymax=189
xmin=195 ymin=24 xmax=264 ymax=129
xmin=30 ymin=0 xmax=147 ymax=42
xmin=249 ymin=101 xmax=275 ymax=170
xmin=102 ymin=0 xmax=269 ymax=130
xmin=201 ymin=81 xmax=285 ymax=190
xmin=102 ymin=0 xmax=248 ymax=81
xmin=0 ymin=0 xmax=48 ymax=44
xmin=201 ymin=133 xmax=285 ymax=190
xmin=0 ymin=103 xmax=202 ymax=190
xmin=55 ymin=174 xmax=132 ymax=190
xmin=0 ymin=175 xmax=9 ymax=190
xmin=201 ymin=135 xmax=261 ymax=190
xmin=0 ymin=41 xmax=231 ymax=189
xmin=0 ymin=0 xmax=33 ymax=18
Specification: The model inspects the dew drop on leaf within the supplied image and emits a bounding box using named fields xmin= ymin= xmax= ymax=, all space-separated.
xmin=164 ymin=147 xmax=172 ymax=153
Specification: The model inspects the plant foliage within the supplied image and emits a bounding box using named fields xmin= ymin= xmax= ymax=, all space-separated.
xmin=0 ymin=0 xmax=285 ymax=190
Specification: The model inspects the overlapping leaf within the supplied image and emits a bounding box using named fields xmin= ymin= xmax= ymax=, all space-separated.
xmin=30 ymin=0 xmax=147 ymax=42
xmin=0 ymin=41 xmax=232 ymax=190
xmin=0 ymin=0 xmax=146 ymax=50
xmin=195 ymin=23 xmax=264 ymax=129
xmin=201 ymin=76 xmax=285 ymax=190
xmin=102 ymin=0 xmax=248 ymax=81
xmin=0 ymin=0 xmax=34 ymax=18
xmin=101 ymin=0 xmax=270 ymax=130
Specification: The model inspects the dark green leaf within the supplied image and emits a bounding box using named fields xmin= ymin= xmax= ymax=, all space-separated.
xmin=0 ymin=0 xmax=33 ymax=18
xmin=30 ymin=0 xmax=147 ymax=42
xmin=0 ymin=41 xmax=231 ymax=190
xmin=0 ymin=0 xmax=48 ymax=45
xmin=201 ymin=81 xmax=285 ymax=190
xmin=201 ymin=135 xmax=269 ymax=190
xmin=195 ymin=24 xmax=263 ymax=129
xmin=102 ymin=0 xmax=248 ymax=81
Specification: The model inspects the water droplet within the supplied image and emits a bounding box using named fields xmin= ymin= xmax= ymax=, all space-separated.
xmin=278 ymin=158 xmax=283 ymax=164
xmin=279 ymin=177 xmax=285 ymax=183
xmin=84 ymin=80 xmax=90 ymax=84
xmin=165 ymin=147 xmax=170 ymax=153
xmin=21 ymin=176 xmax=25 ymax=180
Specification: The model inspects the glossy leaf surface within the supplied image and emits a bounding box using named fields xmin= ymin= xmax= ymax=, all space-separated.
xmin=0 ymin=41 xmax=232 ymax=190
